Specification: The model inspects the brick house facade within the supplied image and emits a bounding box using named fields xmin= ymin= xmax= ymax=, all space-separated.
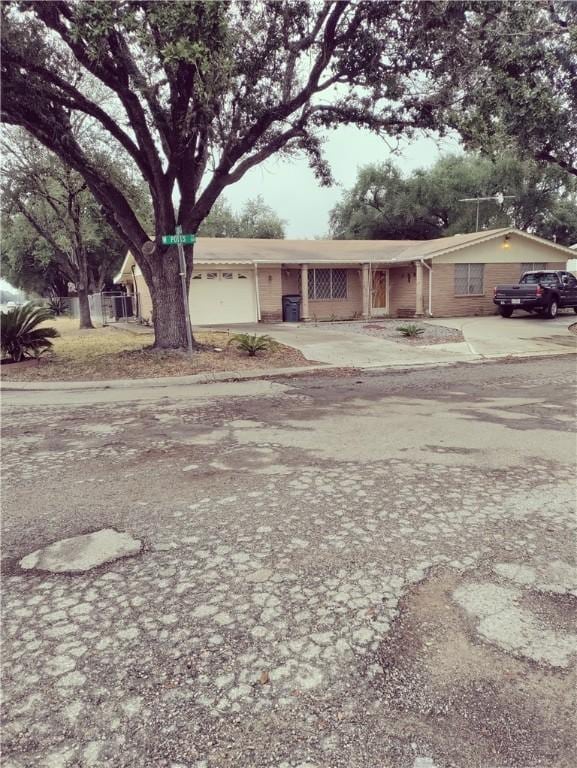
xmin=115 ymin=228 xmax=573 ymax=325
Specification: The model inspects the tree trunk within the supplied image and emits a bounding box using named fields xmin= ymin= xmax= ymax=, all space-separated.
xmin=77 ymin=287 xmax=94 ymax=329
xmin=148 ymin=253 xmax=197 ymax=349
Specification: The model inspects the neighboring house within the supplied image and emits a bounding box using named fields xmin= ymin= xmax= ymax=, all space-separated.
xmin=114 ymin=227 xmax=574 ymax=325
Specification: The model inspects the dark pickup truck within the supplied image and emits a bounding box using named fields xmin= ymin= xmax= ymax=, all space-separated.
xmin=493 ymin=270 xmax=577 ymax=318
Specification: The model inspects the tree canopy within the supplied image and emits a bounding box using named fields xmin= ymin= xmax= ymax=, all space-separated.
xmin=330 ymin=154 xmax=577 ymax=245
xmin=420 ymin=1 xmax=576 ymax=179
xmin=1 ymin=1 xmax=573 ymax=346
xmin=198 ymin=196 xmax=285 ymax=239
xmin=1 ymin=130 xmax=147 ymax=326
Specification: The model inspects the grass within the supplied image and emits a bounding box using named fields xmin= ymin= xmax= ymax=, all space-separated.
xmin=0 ymin=318 xmax=312 ymax=382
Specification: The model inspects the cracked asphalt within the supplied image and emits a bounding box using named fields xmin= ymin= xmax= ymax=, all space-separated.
xmin=1 ymin=357 xmax=576 ymax=768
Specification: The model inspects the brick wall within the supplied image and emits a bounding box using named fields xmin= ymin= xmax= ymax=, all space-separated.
xmin=431 ymin=261 xmax=567 ymax=317
xmin=388 ymin=266 xmax=430 ymax=317
xmin=257 ymin=266 xmax=283 ymax=322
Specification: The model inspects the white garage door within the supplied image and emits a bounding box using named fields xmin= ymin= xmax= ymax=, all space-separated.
xmin=189 ymin=269 xmax=257 ymax=325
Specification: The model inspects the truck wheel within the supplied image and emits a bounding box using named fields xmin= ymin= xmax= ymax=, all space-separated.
xmin=499 ymin=306 xmax=514 ymax=318
xmin=545 ymin=299 xmax=558 ymax=318
xmin=573 ymin=307 xmax=577 ymax=314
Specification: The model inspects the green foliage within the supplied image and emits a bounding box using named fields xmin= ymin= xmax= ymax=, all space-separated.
xmin=198 ymin=196 xmax=285 ymax=239
xmin=330 ymin=154 xmax=577 ymax=245
xmin=227 ymin=333 xmax=278 ymax=357
xmin=440 ymin=3 xmax=576 ymax=179
xmin=47 ymin=296 xmax=68 ymax=316
xmin=1 ymin=304 xmax=59 ymax=362
xmin=396 ymin=324 xmax=425 ymax=338
xmin=1 ymin=130 xmax=142 ymax=297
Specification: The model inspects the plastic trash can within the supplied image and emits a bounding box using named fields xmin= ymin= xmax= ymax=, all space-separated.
xmin=282 ymin=294 xmax=302 ymax=322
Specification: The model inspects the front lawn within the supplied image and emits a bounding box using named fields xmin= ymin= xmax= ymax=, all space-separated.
xmin=0 ymin=318 xmax=312 ymax=381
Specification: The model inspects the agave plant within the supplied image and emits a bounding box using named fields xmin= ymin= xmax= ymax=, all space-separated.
xmin=396 ymin=323 xmax=425 ymax=338
xmin=227 ymin=333 xmax=278 ymax=357
xmin=1 ymin=303 xmax=59 ymax=362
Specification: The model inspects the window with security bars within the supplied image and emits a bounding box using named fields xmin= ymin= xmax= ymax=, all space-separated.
xmin=521 ymin=262 xmax=546 ymax=275
xmin=454 ymin=264 xmax=484 ymax=295
xmin=307 ymin=268 xmax=347 ymax=299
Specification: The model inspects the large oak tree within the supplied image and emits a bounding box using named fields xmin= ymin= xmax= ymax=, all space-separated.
xmin=0 ymin=0 xmax=475 ymax=348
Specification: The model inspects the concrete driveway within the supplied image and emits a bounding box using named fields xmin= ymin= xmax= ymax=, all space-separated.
xmin=211 ymin=313 xmax=576 ymax=368
xmin=427 ymin=312 xmax=577 ymax=358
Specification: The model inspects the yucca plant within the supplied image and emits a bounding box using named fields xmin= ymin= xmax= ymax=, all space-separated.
xmin=227 ymin=333 xmax=278 ymax=357
xmin=47 ymin=295 xmax=68 ymax=316
xmin=397 ymin=323 xmax=425 ymax=338
xmin=1 ymin=304 xmax=60 ymax=362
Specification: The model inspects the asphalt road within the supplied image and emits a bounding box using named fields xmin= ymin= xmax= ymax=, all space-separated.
xmin=2 ymin=357 xmax=576 ymax=768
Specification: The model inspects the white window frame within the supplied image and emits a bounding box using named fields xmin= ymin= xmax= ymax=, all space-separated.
xmin=307 ymin=268 xmax=348 ymax=300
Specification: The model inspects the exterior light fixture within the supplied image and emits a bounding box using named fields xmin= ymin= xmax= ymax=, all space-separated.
xmin=502 ymin=234 xmax=511 ymax=249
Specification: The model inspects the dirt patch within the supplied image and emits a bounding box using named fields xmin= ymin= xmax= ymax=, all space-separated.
xmin=0 ymin=320 xmax=313 ymax=381
xmin=375 ymin=568 xmax=576 ymax=768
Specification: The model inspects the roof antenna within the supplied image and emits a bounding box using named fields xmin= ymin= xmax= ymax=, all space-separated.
xmin=458 ymin=193 xmax=516 ymax=232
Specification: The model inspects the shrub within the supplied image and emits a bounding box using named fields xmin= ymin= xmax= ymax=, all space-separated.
xmin=397 ymin=323 xmax=425 ymax=338
xmin=47 ymin=296 xmax=68 ymax=316
xmin=227 ymin=333 xmax=278 ymax=357
xmin=1 ymin=304 xmax=59 ymax=362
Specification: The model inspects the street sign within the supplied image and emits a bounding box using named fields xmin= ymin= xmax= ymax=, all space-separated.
xmin=161 ymin=233 xmax=196 ymax=245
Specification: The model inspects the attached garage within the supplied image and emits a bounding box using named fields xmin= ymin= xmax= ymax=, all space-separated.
xmin=189 ymin=268 xmax=257 ymax=325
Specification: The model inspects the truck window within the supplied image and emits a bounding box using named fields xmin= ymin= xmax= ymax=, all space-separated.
xmin=520 ymin=272 xmax=560 ymax=286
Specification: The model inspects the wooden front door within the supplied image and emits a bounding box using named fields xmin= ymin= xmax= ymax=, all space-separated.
xmin=372 ymin=270 xmax=386 ymax=310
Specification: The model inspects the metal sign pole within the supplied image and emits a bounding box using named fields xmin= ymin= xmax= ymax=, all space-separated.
xmin=175 ymin=225 xmax=194 ymax=355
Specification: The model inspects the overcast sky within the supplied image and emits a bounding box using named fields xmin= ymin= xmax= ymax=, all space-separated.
xmin=225 ymin=127 xmax=462 ymax=239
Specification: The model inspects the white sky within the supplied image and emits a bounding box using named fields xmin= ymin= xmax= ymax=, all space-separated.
xmin=225 ymin=127 xmax=462 ymax=238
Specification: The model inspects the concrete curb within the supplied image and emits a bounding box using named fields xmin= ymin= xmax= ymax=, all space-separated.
xmin=0 ymin=365 xmax=331 ymax=392
xmin=1 ymin=347 xmax=575 ymax=393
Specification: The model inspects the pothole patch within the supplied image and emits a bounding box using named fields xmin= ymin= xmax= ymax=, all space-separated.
xmin=19 ymin=528 xmax=142 ymax=573
xmin=375 ymin=566 xmax=576 ymax=768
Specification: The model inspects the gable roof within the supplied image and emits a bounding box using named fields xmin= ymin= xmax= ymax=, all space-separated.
xmin=114 ymin=228 xmax=574 ymax=282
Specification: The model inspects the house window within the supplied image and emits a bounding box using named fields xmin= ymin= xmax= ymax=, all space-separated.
xmin=455 ymin=264 xmax=484 ymax=296
xmin=222 ymin=272 xmax=233 ymax=280
xmin=307 ymin=268 xmax=347 ymax=300
xmin=521 ymin=262 xmax=546 ymax=275
xmin=191 ymin=273 xmax=202 ymax=280
xmin=206 ymin=272 xmax=218 ymax=280
xmin=237 ymin=273 xmax=248 ymax=279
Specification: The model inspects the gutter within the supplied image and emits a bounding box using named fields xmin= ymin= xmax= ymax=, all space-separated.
xmin=420 ymin=259 xmax=433 ymax=316
xmin=253 ymin=263 xmax=261 ymax=321
xmin=131 ymin=264 xmax=140 ymax=319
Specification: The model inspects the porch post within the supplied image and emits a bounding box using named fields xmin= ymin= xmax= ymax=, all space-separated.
xmin=362 ymin=263 xmax=371 ymax=318
xmin=385 ymin=268 xmax=390 ymax=316
xmin=301 ymin=263 xmax=310 ymax=321
xmin=415 ymin=260 xmax=424 ymax=317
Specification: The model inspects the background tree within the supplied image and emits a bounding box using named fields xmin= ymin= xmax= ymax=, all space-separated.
xmin=431 ymin=2 xmax=577 ymax=179
xmin=198 ymin=196 xmax=285 ymax=239
xmin=0 ymin=0 xmax=487 ymax=349
xmin=1 ymin=134 xmax=133 ymax=328
xmin=330 ymin=154 xmax=577 ymax=245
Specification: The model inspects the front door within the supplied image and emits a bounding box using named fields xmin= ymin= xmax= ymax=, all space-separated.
xmin=372 ymin=270 xmax=387 ymax=314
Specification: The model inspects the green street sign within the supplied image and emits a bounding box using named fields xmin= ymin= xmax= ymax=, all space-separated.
xmin=162 ymin=233 xmax=196 ymax=245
